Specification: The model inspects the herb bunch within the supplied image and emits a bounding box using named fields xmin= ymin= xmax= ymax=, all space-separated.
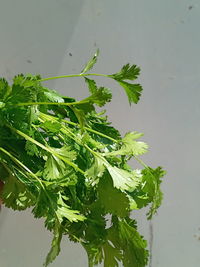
xmin=0 ymin=50 xmax=165 ymax=267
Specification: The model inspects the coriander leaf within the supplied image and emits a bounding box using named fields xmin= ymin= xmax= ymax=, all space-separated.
xmin=84 ymin=77 xmax=112 ymax=106
xmin=119 ymin=219 xmax=149 ymax=267
xmin=41 ymin=121 xmax=62 ymax=133
xmin=44 ymin=222 xmax=62 ymax=267
xmin=3 ymin=107 xmax=31 ymax=133
xmin=25 ymin=141 xmax=40 ymax=156
xmin=7 ymin=74 xmax=40 ymax=104
xmin=71 ymin=106 xmax=86 ymax=130
xmin=126 ymin=194 xmax=138 ymax=210
xmin=81 ymin=133 xmax=107 ymax=150
xmin=82 ymin=244 xmax=103 ymax=267
xmin=85 ymin=157 xmax=105 ymax=186
xmin=81 ymin=49 xmax=99 ymax=74
xmin=108 ymin=64 xmax=142 ymax=104
xmin=141 ymin=167 xmax=166 ymax=219
xmin=84 ymin=87 xmax=112 ymax=107
xmin=32 ymin=188 xmax=57 ymax=230
xmin=106 ymin=132 xmax=148 ymax=157
xmin=13 ymin=73 xmax=41 ymax=87
xmin=98 ymin=173 xmax=130 ymax=217
xmin=43 ymin=155 xmax=65 ymax=180
xmin=1 ymin=172 xmax=35 ymax=210
xmin=85 ymin=78 xmax=97 ymax=94
xmin=118 ymin=81 xmax=142 ymax=105
xmin=33 ymin=189 xmax=85 ymax=228
xmin=56 ymin=193 xmax=85 ymax=223
xmin=53 ymin=146 xmax=77 ymax=161
xmin=42 ymin=88 xmax=64 ymax=103
xmin=109 ymin=64 xmax=140 ymax=81
xmin=43 ymin=146 xmax=77 ymax=181
xmin=86 ymin=111 xmax=121 ymax=143
xmin=25 ymin=129 xmax=42 ymax=157
xmin=86 ymin=151 xmax=141 ymax=191
xmin=84 ymin=202 xmax=107 ymax=245
xmin=0 ymin=78 xmax=11 ymax=101
xmin=106 ymin=165 xmax=142 ymax=192
xmin=103 ymin=241 xmax=122 ymax=267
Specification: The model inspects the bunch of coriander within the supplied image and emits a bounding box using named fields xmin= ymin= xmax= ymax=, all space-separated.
xmin=0 ymin=50 xmax=165 ymax=267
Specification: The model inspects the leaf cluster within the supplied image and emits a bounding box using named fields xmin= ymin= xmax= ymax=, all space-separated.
xmin=0 ymin=51 xmax=165 ymax=267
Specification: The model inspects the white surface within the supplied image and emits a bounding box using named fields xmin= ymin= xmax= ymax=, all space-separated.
xmin=0 ymin=0 xmax=200 ymax=266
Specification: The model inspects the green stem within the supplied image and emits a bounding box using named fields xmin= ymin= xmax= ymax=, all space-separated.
xmin=134 ymin=156 xmax=149 ymax=169
xmin=6 ymin=125 xmax=85 ymax=176
xmin=0 ymin=147 xmax=44 ymax=188
xmin=39 ymin=114 xmax=110 ymax=170
xmin=0 ymin=149 xmax=65 ymax=226
xmin=39 ymin=112 xmax=118 ymax=144
xmin=39 ymin=73 xmax=108 ymax=82
xmin=15 ymin=100 xmax=88 ymax=107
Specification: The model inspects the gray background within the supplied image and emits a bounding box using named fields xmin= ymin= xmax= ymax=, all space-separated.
xmin=0 ymin=0 xmax=200 ymax=266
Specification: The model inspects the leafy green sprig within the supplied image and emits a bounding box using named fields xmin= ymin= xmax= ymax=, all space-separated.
xmin=0 ymin=50 xmax=166 ymax=267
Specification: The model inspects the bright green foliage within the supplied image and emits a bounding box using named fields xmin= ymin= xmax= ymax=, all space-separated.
xmin=98 ymin=173 xmax=130 ymax=217
xmin=118 ymin=81 xmax=143 ymax=105
xmin=109 ymin=63 xmax=143 ymax=104
xmin=118 ymin=219 xmax=149 ymax=267
xmin=81 ymin=49 xmax=100 ymax=74
xmin=44 ymin=222 xmax=62 ymax=267
xmin=109 ymin=63 xmax=140 ymax=81
xmin=1 ymin=171 xmax=36 ymax=210
xmin=105 ymin=132 xmax=149 ymax=157
xmin=0 ymin=51 xmax=165 ymax=267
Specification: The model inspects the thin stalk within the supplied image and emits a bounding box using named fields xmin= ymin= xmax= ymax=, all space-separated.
xmin=134 ymin=156 xmax=149 ymax=169
xmin=39 ymin=112 xmax=118 ymax=144
xmin=6 ymin=125 xmax=85 ymax=176
xmin=15 ymin=100 xmax=88 ymax=107
xmin=39 ymin=114 xmax=109 ymax=169
xmin=39 ymin=73 xmax=108 ymax=82
xmin=0 ymin=147 xmax=45 ymax=189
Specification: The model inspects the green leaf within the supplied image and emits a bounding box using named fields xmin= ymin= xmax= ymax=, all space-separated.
xmin=13 ymin=73 xmax=41 ymax=87
xmin=41 ymin=121 xmax=62 ymax=133
xmin=85 ymin=78 xmax=97 ymax=94
xmin=7 ymin=74 xmax=40 ymax=104
xmin=84 ymin=78 xmax=112 ymax=107
xmin=1 ymin=172 xmax=35 ymax=210
xmin=56 ymin=193 xmax=85 ymax=223
xmin=0 ymin=78 xmax=11 ymax=101
xmin=43 ymin=146 xmax=77 ymax=181
xmin=141 ymin=167 xmax=166 ymax=219
xmin=98 ymin=173 xmax=130 ymax=217
xmin=106 ymin=165 xmax=142 ymax=192
xmin=108 ymin=64 xmax=142 ymax=104
xmin=44 ymin=222 xmax=62 ymax=267
xmin=81 ymin=132 xmax=107 ymax=150
xmin=109 ymin=64 xmax=140 ymax=81
xmin=81 ymin=49 xmax=100 ymax=74
xmin=32 ymin=188 xmax=57 ymax=230
xmin=106 ymin=132 xmax=148 ymax=157
xmin=118 ymin=81 xmax=143 ymax=105
xmin=118 ymin=219 xmax=149 ymax=267
xmin=86 ymin=111 xmax=121 ymax=143
xmin=71 ymin=106 xmax=86 ymax=130
xmin=43 ymin=89 xmax=64 ymax=103
xmin=103 ymin=241 xmax=122 ymax=267
xmin=82 ymin=243 xmax=103 ymax=267
xmin=84 ymin=87 xmax=112 ymax=107
xmin=33 ymin=189 xmax=85 ymax=227
xmin=85 ymin=157 xmax=105 ymax=186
